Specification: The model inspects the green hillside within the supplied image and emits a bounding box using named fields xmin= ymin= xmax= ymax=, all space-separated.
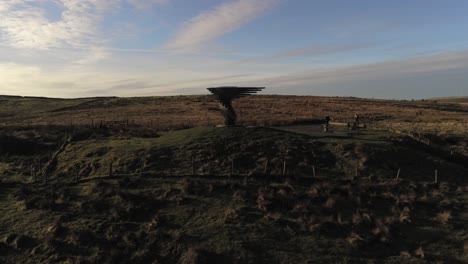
xmin=0 ymin=125 xmax=467 ymax=263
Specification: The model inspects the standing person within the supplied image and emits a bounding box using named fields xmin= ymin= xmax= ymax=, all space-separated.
xmin=323 ymin=115 xmax=332 ymax=132
xmin=354 ymin=113 xmax=360 ymax=127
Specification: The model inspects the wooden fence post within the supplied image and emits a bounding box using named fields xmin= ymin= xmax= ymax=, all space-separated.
xmin=312 ymin=165 xmax=316 ymax=178
xmin=395 ymin=168 xmax=400 ymax=180
xmin=282 ymin=160 xmax=286 ymax=176
xmin=140 ymin=160 xmax=144 ymax=177
xmin=109 ymin=161 xmax=113 ymax=177
xmin=170 ymin=159 xmax=173 ymax=176
xmin=191 ymin=155 xmax=195 ymax=175
xmin=434 ymin=169 xmax=438 ymax=184
xmin=231 ymin=158 xmax=234 ymax=176
xmin=75 ymin=169 xmax=80 ymax=182
xmin=31 ymin=165 xmax=36 ymax=183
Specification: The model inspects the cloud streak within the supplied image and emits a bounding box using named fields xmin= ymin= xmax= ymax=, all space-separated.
xmin=233 ymin=42 xmax=379 ymax=65
xmin=273 ymin=42 xmax=377 ymax=58
xmin=164 ymin=0 xmax=279 ymax=51
xmin=239 ymin=50 xmax=468 ymax=97
xmin=0 ymin=0 xmax=119 ymax=50
xmin=127 ymin=0 xmax=170 ymax=9
xmin=1 ymin=50 xmax=468 ymax=98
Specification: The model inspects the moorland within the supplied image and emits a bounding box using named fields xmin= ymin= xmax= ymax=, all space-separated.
xmin=0 ymin=94 xmax=467 ymax=263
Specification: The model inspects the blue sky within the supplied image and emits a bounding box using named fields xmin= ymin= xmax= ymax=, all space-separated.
xmin=0 ymin=0 xmax=467 ymax=98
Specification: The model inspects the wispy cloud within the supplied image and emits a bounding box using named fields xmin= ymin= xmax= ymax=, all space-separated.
xmin=127 ymin=0 xmax=170 ymax=10
xmin=75 ymin=46 xmax=112 ymax=64
xmin=0 ymin=0 xmax=118 ymax=50
xmin=241 ymin=50 xmax=468 ymax=89
xmin=2 ymin=50 xmax=468 ymax=98
xmin=273 ymin=42 xmax=377 ymax=58
xmin=233 ymin=42 xmax=378 ymax=65
xmin=164 ymin=0 xmax=279 ymax=51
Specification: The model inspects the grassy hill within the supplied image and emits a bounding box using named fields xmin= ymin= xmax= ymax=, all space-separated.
xmin=1 ymin=95 xmax=467 ymax=263
xmin=1 ymin=95 xmax=467 ymax=135
xmin=0 ymin=125 xmax=467 ymax=263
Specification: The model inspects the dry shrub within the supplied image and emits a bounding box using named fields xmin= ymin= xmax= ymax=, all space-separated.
xmin=396 ymin=194 xmax=414 ymax=208
xmin=439 ymin=198 xmax=461 ymax=209
xmin=232 ymin=190 xmax=246 ymax=202
xmin=352 ymin=210 xmax=372 ymax=226
xmin=88 ymin=180 xmax=116 ymax=197
xmin=381 ymin=191 xmax=394 ymax=199
xmin=435 ymin=211 xmax=452 ymax=225
xmin=337 ymin=213 xmax=343 ymax=225
xmin=372 ymin=219 xmax=391 ymax=242
xmin=256 ymin=194 xmax=271 ymax=211
xmin=414 ymin=246 xmax=425 ymax=259
xmin=275 ymin=188 xmax=295 ymax=207
xmin=323 ymin=196 xmax=336 ymax=209
xmin=400 ymin=251 xmax=411 ymax=258
xmin=180 ymin=247 xmax=228 ymax=264
xmin=346 ymin=232 xmax=364 ymax=245
xmin=145 ymin=214 xmax=159 ymax=232
xmin=315 ymin=219 xmax=346 ymax=238
xmin=418 ymin=192 xmax=429 ymax=202
xmin=352 ymin=211 xmax=362 ymax=225
xmin=291 ymin=200 xmax=310 ymax=214
xmin=224 ymin=208 xmax=240 ymax=222
xmin=14 ymin=200 xmax=28 ymax=211
xmin=181 ymin=178 xmax=194 ymax=195
xmin=12 ymin=234 xmax=35 ymax=250
xmin=46 ymin=220 xmax=67 ymax=238
xmin=68 ymin=229 xmax=96 ymax=246
xmin=430 ymin=189 xmax=443 ymax=199
xmin=263 ymin=212 xmax=282 ymax=221
xmin=9 ymin=187 xmax=31 ymax=201
xmin=163 ymin=188 xmax=183 ymax=200
xmin=399 ymin=207 xmax=411 ymax=223
xmin=131 ymin=249 xmax=152 ymax=263
xmin=256 ymin=186 xmax=275 ymax=211
xmin=306 ymin=186 xmax=319 ymax=198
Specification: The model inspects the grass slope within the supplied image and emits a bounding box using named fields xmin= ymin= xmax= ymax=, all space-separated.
xmin=1 ymin=95 xmax=467 ymax=135
xmin=0 ymin=107 xmax=467 ymax=263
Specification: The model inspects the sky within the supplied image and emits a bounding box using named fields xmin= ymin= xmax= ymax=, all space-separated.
xmin=1 ymin=0 xmax=468 ymax=99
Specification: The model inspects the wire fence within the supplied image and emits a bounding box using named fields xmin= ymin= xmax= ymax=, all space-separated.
xmin=3 ymin=117 xmax=465 ymax=186
xmin=28 ymin=153 xmax=453 ymax=187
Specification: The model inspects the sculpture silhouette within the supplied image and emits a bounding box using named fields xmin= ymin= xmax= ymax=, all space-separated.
xmin=207 ymin=86 xmax=265 ymax=126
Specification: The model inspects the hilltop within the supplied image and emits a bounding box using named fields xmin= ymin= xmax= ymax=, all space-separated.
xmin=1 ymin=95 xmax=467 ymax=263
xmin=1 ymin=94 xmax=467 ymax=135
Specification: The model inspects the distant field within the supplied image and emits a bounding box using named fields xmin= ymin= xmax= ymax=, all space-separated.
xmin=430 ymin=96 xmax=468 ymax=104
xmin=1 ymin=95 xmax=467 ymax=135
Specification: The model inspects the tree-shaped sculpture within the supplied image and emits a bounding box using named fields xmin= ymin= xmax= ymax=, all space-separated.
xmin=207 ymin=86 xmax=265 ymax=126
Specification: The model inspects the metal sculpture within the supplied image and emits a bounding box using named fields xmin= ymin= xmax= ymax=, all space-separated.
xmin=207 ymin=86 xmax=265 ymax=126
